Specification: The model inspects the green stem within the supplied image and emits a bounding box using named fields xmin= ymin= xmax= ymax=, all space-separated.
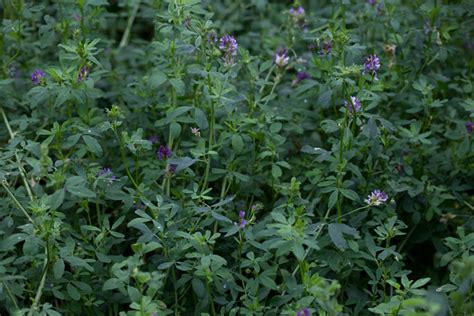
xmin=206 ymin=280 xmax=217 ymax=316
xmin=262 ymin=74 xmax=281 ymax=108
xmin=96 ymin=196 xmax=101 ymax=226
xmin=3 ymin=281 xmax=20 ymax=311
xmin=113 ymin=128 xmax=140 ymax=190
xmin=1 ymin=181 xmax=34 ymax=223
xmin=172 ymin=267 xmax=178 ymax=316
xmin=28 ymin=245 xmax=49 ymax=316
xmin=119 ymin=0 xmax=141 ymax=48
xmin=1 ymin=107 xmax=34 ymax=201
xmin=201 ymin=75 xmax=215 ymax=193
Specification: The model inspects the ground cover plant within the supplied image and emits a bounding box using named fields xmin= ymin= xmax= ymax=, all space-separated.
xmin=0 ymin=0 xmax=473 ymax=315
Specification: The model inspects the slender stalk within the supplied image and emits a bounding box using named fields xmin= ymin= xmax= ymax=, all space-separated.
xmin=171 ymin=267 xmax=178 ymax=316
xmin=112 ymin=128 xmax=140 ymax=190
xmin=1 ymin=107 xmax=34 ymax=200
xmin=119 ymin=0 xmax=141 ymax=48
xmin=3 ymin=281 xmax=20 ymax=311
xmin=262 ymin=74 xmax=281 ymax=108
xmin=28 ymin=245 xmax=49 ymax=316
xmin=200 ymin=75 xmax=215 ymax=193
xmin=1 ymin=181 xmax=34 ymax=223
xmin=206 ymin=280 xmax=217 ymax=316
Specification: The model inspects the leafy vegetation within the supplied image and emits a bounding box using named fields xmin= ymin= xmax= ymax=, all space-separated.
xmin=0 ymin=0 xmax=473 ymax=315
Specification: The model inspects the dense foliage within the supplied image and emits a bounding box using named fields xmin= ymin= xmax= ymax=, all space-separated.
xmin=1 ymin=0 xmax=473 ymax=315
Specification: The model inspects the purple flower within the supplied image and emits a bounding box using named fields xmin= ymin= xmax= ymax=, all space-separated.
xmin=157 ymin=145 xmax=172 ymax=160
xmin=296 ymin=308 xmax=311 ymax=316
xmin=97 ymin=167 xmax=117 ymax=184
xmin=98 ymin=167 xmax=112 ymax=177
xmin=219 ymin=35 xmax=238 ymax=66
xmin=289 ymin=6 xmax=305 ymax=17
xmin=365 ymin=190 xmax=388 ymax=206
xmin=294 ymin=71 xmax=311 ymax=84
xmin=368 ymin=0 xmax=377 ymax=5
xmin=167 ymin=163 xmax=177 ymax=174
xmin=148 ymin=135 xmax=160 ymax=144
xmin=238 ymin=210 xmax=247 ymax=228
xmin=344 ymin=96 xmax=362 ymax=114
xmin=31 ymin=69 xmax=45 ymax=85
xmin=321 ymin=40 xmax=332 ymax=54
xmin=77 ymin=66 xmax=90 ymax=83
xmin=363 ymin=54 xmax=381 ymax=79
xmin=208 ymin=31 xmax=217 ymax=44
xmin=274 ymin=48 xmax=289 ymax=68
xmin=219 ymin=35 xmax=238 ymax=55
xmin=466 ymin=121 xmax=473 ymax=136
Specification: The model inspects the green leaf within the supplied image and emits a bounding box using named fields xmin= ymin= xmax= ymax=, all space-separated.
xmin=64 ymin=256 xmax=94 ymax=272
xmin=67 ymin=283 xmax=81 ymax=301
xmin=127 ymin=286 xmax=141 ymax=302
xmin=194 ymin=108 xmax=209 ymax=130
xmin=82 ymin=135 xmax=102 ymax=156
xmin=148 ymin=71 xmax=167 ymax=89
xmin=339 ymin=188 xmax=359 ymax=202
xmin=259 ymin=270 xmax=278 ymax=290
xmin=271 ymin=164 xmax=282 ymax=179
xmin=328 ymin=223 xmax=359 ymax=250
xmin=192 ymin=278 xmax=206 ymax=298
xmin=211 ymin=211 xmax=232 ymax=223
xmin=270 ymin=122 xmax=282 ymax=133
xmin=328 ymin=190 xmax=338 ymax=210
xmin=53 ymin=259 xmax=65 ymax=279
xmin=321 ymin=119 xmax=339 ymax=134
xmin=167 ymin=157 xmax=197 ymax=173
xmin=291 ymin=242 xmax=305 ymax=261
xmin=169 ymin=78 xmax=185 ymax=96
xmin=65 ymin=176 xmax=96 ymax=199
xmin=170 ymin=122 xmax=182 ymax=139
xmin=232 ymin=134 xmax=244 ymax=153
xmin=49 ymin=189 xmax=65 ymax=210
xmin=102 ymin=278 xmax=122 ymax=291
xmin=412 ymin=278 xmax=430 ymax=289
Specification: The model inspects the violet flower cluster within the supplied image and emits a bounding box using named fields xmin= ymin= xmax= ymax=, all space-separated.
xmin=219 ymin=35 xmax=238 ymax=67
xmin=321 ymin=40 xmax=332 ymax=55
xmin=97 ymin=167 xmax=117 ymax=184
xmin=157 ymin=145 xmax=172 ymax=160
xmin=239 ymin=210 xmax=247 ymax=228
xmin=466 ymin=121 xmax=473 ymax=136
xmin=365 ymin=190 xmax=389 ymax=206
xmin=296 ymin=308 xmax=311 ymax=316
xmin=344 ymin=96 xmax=362 ymax=114
xmin=148 ymin=135 xmax=160 ymax=144
xmin=77 ymin=66 xmax=90 ymax=83
xmin=293 ymin=71 xmax=311 ymax=85
xmin=289 ymin=6 xmax=305 ymax=18
xmin=166 ymin=163 xmax=177 ymax=174
xmin=31 ymin=69 xmax=45 ymax=85
xmin=274 ymin=48 xmax=289 ymax=68
xmin=363 ymin=54 xmax=381 ymax=79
